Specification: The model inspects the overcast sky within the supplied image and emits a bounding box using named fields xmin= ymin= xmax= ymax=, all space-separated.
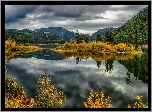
xmin=5 ymin=5 xmax=148 ymax=34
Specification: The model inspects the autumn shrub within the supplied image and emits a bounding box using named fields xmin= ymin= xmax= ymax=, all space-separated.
xmin=5 ymin=51 xmax=19 ymax=60
xmin=84 ymin=90 xmax=111 ymax=108
xmin=84 ymin=90 xmax=148 ymax=108
xmin=63 ymin=42 xmax=71 ymax=50
xmin=114 ymin=53 xmax=136 ymax=61
xmin=5 ymin=76 xmax=25 ymax=98
xmin=127 ymin=44 xmax=135 ymax=52
xmin=113 ymin=43 xmax=128 ymax=52
xmin=23 ymin=46 xmax=40 ymax=51
xmin=5 ymin=38 xmax=40 ymax=53
xmin=5 ymin=38 xmax=17 ymax=51
xmin=128 ymin=96 xmax=148 ymax=108
xmin=5 ymin=73 xmax=66 ymax=108
xmin=57 ymin=41 xmax=142 ymax=55
xmin=35 ymin=73 xmax=66 ymax=108
xmin=5 ymin=75 xmax=37 ymax=108
xmin=54 ymin=41 xmax=140 ymax=54
xmin=5 ymin=93 xmax=37 ymax=108
xmin=5 ymin=38 xmax=40 ymax=61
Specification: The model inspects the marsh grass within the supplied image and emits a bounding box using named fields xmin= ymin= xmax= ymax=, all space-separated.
xmin=53 ymin=41 xmax=143 ymax=61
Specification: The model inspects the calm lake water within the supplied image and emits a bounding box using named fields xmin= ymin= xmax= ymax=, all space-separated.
xmin=5 ymin=45 xmax=148 ymax=108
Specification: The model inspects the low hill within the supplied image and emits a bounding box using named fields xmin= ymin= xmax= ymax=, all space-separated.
xmin=90 ymin=27 xmax=118 ymax=41
xmin=113 ymin=7 xmax=148 ymax=45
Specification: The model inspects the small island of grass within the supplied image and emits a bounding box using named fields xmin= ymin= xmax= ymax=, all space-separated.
xmin=52 ymin=41 xmax=143 ymax=61
xmin=5 ymin=38 xmax=41 ymax=60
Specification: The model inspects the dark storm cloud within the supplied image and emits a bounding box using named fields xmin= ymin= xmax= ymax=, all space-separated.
xmin=5 ymin=5 xmax=148 ymax=34
xmin=5 ymin=5 xmax=37 ymax=23
xmin=41 ymin=5 xmax=110 ymax=18
xmin=110 ymin=5 xmax=147 ymax=11
xmin=55 ymin=20 xmax=123 ymax=31
xmin=32 ymin=5 xmax=109 ymax=20
xmin=5 ymin=5 xmax=110 ymax=23
xmin=54 ymin=6 xmax=83 ymax=17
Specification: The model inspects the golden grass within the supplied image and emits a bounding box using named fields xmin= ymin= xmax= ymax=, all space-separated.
xmin=52 ymin=41 xmax=143 ymax=61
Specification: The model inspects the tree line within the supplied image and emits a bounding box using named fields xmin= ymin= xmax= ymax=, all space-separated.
xmin=5 ymin=30 xmax=65 ymax=45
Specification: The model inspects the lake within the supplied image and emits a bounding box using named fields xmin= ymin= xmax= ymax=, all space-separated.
xmin=5 ymin=45 xmax=148 ymax=108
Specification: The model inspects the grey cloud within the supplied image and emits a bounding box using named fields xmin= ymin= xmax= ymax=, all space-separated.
xmin=53 ymin=5 xmax=111 ymax=19
xmin=116 ymin=11 xmax=135 ymax=21
xmin=5 ymin=5 xmax=110 ymax=23
xmin=36 ymin=13 xmax=54 ymax=20
xmin=56 ymin=20 xmax=124 ymax=31
xmin=54 ymin=5 xmax=84 ymax=18
xmin=123 ymin=5 xmax=148 ymax=11
xmin=110 ymin=5 xmax=148 ymax=11
xmin=5 ymin=5 xmax=148 ymax=34
xmin=5 ymin=5 xmax=37 ymax=23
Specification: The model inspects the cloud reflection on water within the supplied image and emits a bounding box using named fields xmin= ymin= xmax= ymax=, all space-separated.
xmin=6 ymin=57 xmax=148 ymax=108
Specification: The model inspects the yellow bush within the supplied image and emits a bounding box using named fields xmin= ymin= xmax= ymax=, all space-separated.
xmin=54 ymin=42 xmax=143 ymax=61
xmin=113 ymin=43 xmax=128 ymax=52
xmin=5 ymin=51 xmax=18 ymax=60
xmin=5 ymin=38 xmax=17 ymax=51
xmin=5 ymin=39 xmax=40 ymax=53
xmin=128 ymin=96 xmax=148 ymax=108
xmin=5 ymin=93 xmax=37 ymax=108
xmin=5 ymin=38 xmax=40 ymax=61
xmin=114 ymin=54 xmax=135 ymax=61
xmin=84 ymin=90 xmax=111 ymax=108
xmin=84 ymin=90 xmax=148 ymax=108
xmin=5 ymin=72 xmax=66 ymax=108
xmin=54 ymin=41 xmax=141 ymax=55
xmin=35 ymin=73 xmax=66 ymax=108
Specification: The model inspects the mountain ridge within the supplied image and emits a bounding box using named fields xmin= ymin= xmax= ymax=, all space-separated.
xmin=5 ymin=7 xmax=148 ymax=45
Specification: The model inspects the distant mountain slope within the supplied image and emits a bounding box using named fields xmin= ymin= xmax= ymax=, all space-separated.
xmin=90 ymin=27 xmax=118 ymax=41
xmin=34 ymin=27 xmax=76 ymax=41
xmin=5 ymin=27 xmax=77 ymax=44
xmin=113 ymin=7 xmax=148 ymax=44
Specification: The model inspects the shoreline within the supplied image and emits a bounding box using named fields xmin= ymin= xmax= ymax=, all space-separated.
xmin=38 ymin=44 xmax=64 ymax=46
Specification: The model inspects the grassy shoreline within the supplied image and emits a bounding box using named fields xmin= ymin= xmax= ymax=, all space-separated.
xmin=52 ymin=42 xmax=143 ymax=54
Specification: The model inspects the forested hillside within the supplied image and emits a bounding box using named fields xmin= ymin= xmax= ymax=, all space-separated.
xmin=89 ymin=7 xmax=148 ymax=45
xmin=5 ymin=27 xmax=76 ymax=45
xmin=113 ymin=7 xmax=148 ymax=45
xmin=90 ymin=27 xmax=118 ymax=41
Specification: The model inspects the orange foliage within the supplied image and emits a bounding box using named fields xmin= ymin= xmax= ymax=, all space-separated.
xmin=84 ymin=90 xmax=111 ymax=108
xmin=54 ymin=41 xmax=143 ymax=61
xmin=128 ymin=96 xmax=148 ymax=108
xmin=5 ymin=92 xmax=37 ymax=108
